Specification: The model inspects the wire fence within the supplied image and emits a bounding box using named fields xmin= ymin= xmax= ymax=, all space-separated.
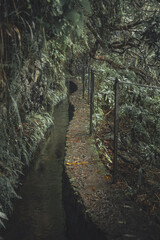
xmin=81 ymin=64 xmax=160 ymax=184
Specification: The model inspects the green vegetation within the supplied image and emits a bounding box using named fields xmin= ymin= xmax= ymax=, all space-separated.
xmin=1 ymin=0 xmax=160 ymax=227
xmin=86 ymin=0 xmax=160 ymax=217
xmin=87 ymin=0 xmax=160 ymax=168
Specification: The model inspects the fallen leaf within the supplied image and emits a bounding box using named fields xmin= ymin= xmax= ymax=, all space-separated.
xmin=105 ymin=175 xmax=111 ymax=179
xmin=66 ymin=161 xmax=88 ymax=166
xmin=66 ymin=162 xmax=77 ymax=166
xmin=77 ymin=161 xmax=88 ymax=165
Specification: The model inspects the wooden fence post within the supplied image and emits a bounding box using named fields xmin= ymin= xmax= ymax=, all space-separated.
xmin=113 ymin=78 xmax=119 ymax=184
xmin=90 ymin=69 xmax=94 ymax=135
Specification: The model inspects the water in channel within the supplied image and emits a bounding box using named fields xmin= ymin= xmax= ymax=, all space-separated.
xmin=1 ymin=97 xmax=73 ymax=240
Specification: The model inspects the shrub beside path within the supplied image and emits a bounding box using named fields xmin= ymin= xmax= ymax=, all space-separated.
xmin=64 ymin=78 xmax=160 ymax=240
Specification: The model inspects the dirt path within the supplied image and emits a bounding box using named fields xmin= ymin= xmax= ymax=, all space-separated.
xmin=64 ymin=78 xmax=160 ymax=240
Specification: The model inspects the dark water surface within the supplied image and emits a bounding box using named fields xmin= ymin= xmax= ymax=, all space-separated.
xmin=1 ymin=98 xmax=71 ymax=240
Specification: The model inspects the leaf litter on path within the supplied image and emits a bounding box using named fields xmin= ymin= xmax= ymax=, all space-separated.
xmin=64 ymin=78 xmax=160 ymax=240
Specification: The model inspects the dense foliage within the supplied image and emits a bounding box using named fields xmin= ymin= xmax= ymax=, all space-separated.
xmin=86 ymin=0 xmax=160 ymax=191
xmin=1 ymin=0 xmax=160 ymax=227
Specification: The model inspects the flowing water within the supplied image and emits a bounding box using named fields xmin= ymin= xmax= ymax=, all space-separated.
xmin=1 ymin=97 xmax=73 ymax=240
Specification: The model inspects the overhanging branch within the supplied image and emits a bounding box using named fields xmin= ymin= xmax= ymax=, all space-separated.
xmin=90 ymin=52 xmax=152 ymax=80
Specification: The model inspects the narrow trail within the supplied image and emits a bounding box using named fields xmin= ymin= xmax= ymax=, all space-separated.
xmin=65 ymin=78 xmax=160 ymax=240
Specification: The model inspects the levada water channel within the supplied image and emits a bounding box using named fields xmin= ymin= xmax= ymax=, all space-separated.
xmin=1 ymin=82 xmax=75 ymax=240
